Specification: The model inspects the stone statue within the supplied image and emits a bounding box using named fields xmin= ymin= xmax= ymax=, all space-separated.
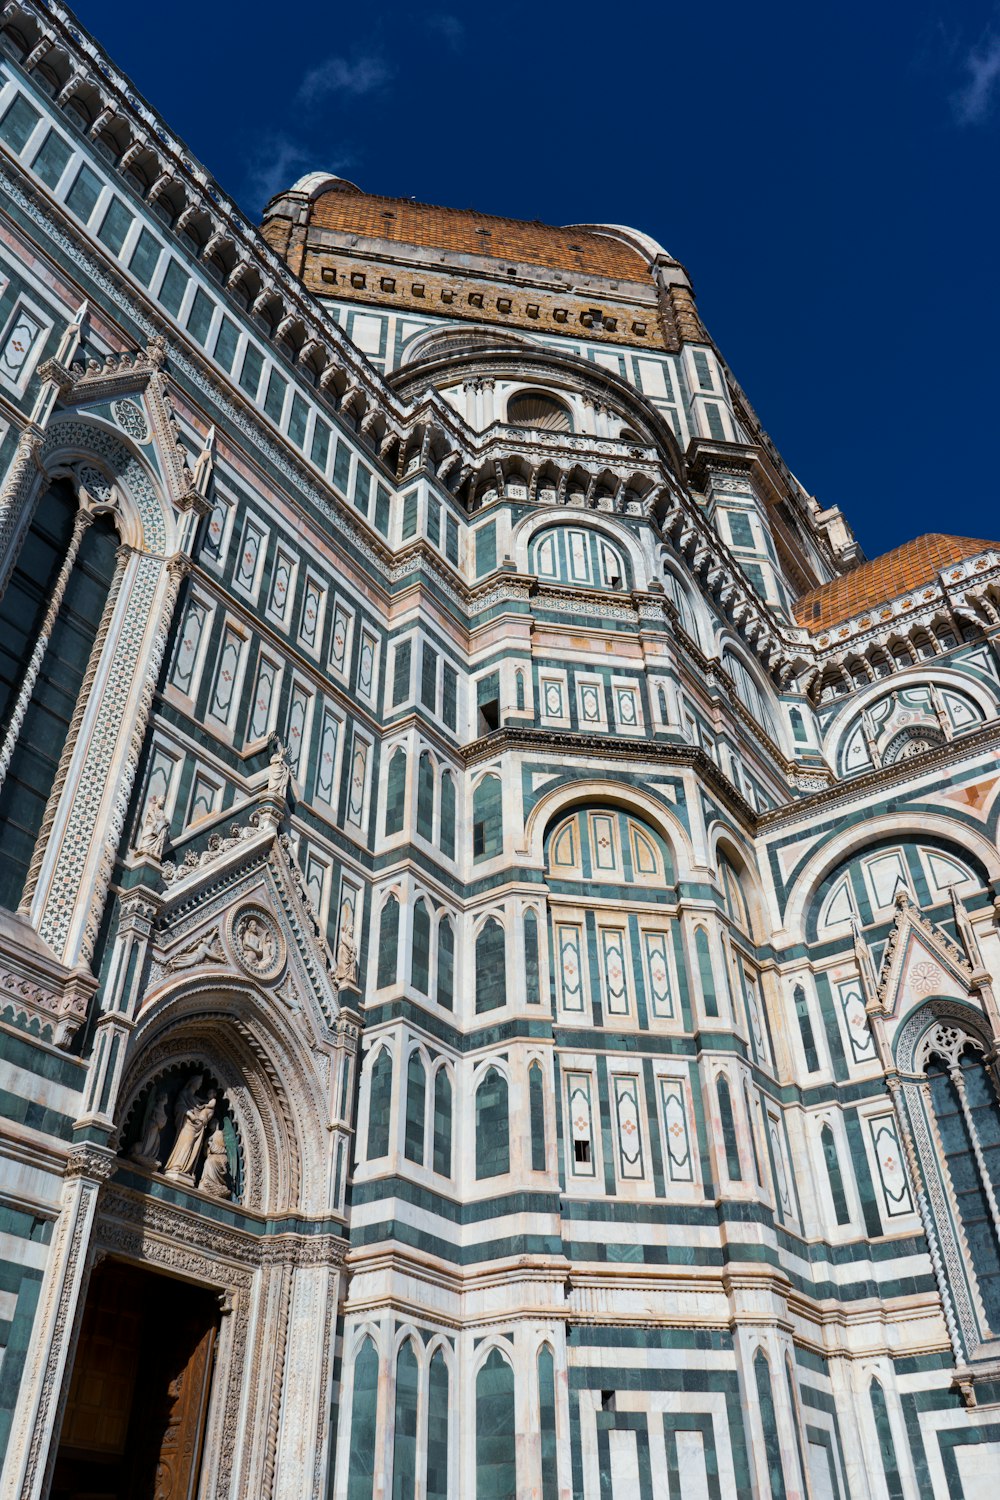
xmin=198 ymin=1127 xmax=231 ymax=1199
xmin=164 ymin=1095 xmax=217 ymax=1185
xmin=168 ymin=930 xmax=225 ymax=971
xmin=267 ymin=736 xmax=292 ymax=801
xmin=171 ymin=1073 xmax=204 ymax=1134
xmin=130 ymin=1088 xmax=168 ymax=1169
xmin=243 ymin=917 xmax=268 ymax=967
xmin=135 ymin=794 xmax=170 ymax=860
xmin=334 ymin=918 xmax=358 ymax=987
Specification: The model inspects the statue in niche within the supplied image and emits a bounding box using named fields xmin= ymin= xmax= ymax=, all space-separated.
xmin=266 ymin=736 xmax=292 ymax=801
xmin=130 ymin=1088 xmax=168 ymax=1169
xmin=198 ymin=1127 xmax=231 ymax=1199
xmin=334 ymin=916 xmax=358 ymax=988
xmin=135 ymin=794 xmax=170 ymax=860
xmin=172 ymin=1073 xmax=204 ymax=1134
xmin=164 ymin=1094 xmax=218 ymax=1185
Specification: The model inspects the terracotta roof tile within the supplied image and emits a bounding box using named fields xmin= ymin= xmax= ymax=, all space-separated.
xmin=308 ymin=189 xmax=651 ymax=282
xmin=793 ymin=534 xmax=998 ymax=630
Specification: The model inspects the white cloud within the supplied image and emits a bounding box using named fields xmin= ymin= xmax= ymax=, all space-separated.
xmin=953 ymin=28 xmax=1000 ymax=123
xmin=241 ymin=133 xmax=353 ymax=213
xmin=297 ymin=53 xmax=394 ymax=106
xmin=427 ymin=14 xmax=465 ymax=51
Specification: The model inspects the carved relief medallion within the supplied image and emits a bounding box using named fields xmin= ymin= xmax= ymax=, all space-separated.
xmin=228 ymin=904 xmax=285 ymax=982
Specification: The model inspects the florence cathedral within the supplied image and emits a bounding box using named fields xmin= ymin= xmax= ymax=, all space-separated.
xmin=0 ymin=4 xmax=999 ymax=1498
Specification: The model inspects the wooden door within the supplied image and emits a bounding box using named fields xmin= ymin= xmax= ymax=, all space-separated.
xmin=52 ymin=1260 xmax=219 ymax=1500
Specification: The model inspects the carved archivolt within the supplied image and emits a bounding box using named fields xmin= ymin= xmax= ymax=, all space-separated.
xmin=117 ymin=979 xmax=330 ymax=1216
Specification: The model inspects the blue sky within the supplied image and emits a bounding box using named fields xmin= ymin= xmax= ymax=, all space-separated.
xmin=76 ymin=0 xmax=999 ymax=563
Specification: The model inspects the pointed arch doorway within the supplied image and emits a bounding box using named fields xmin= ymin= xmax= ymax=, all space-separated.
xmin=51 ymin=1259 xmax=220 ymax=1500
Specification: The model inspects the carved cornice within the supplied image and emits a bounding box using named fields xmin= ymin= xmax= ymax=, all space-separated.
xmin=757 ymin=720 xmax=1000 ymax=832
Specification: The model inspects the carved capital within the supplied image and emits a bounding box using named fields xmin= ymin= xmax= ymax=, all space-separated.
xmin=65 ymin=1142 xmax=117 ymax=1182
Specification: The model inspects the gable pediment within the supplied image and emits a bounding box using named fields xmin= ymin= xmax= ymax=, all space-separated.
xmin=876 ymin=891 xmax=973 ymax=1023
xmin=140 ymin=811 xmax=347 ymax=1035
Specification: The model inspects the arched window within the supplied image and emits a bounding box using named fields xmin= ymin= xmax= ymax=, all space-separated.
xmin=472 ymin=773 xmax=503 ymax=861
xmin=439 ymin=770 xmax=456 ymax=859
xmin=416 ymin=750 xmax=435 ymax=842
xmin=821 ymin=1123 xmax=850 ymax=1226
xmin=427 ymin=1348 xmax=449 ymax=1500
xmin=476 ymin=1349 xmax=516 ymax=1498
xmin=783 ymin=1356 xmax=810 ymax=1499
xmin=662 ymin=566 xmax=697 ymax=640
xmin=0 ymin=488 xmax=119 ymax=911
xmin=437 ymin=916 xmax=455 ymax=1010
xmin=753 ymin=1350 xmax=788 ymax=1500
xmin=529 ymin=1062 xmax=546 ymax=1172
xmin=384 ymin=747 xmax=407 ymax=837
xmin=869 ymin=1378 xmax=904 ymax=1500
xmin=507 ymin=389 xmax=571 ymax=432
xmin=392 ymin=1339 xmax=419 ymax=1500
xmin=476 ymin=1068 xmax=509 ymax=1179
xmin=404 ymin=1052 xmax=426 ymax=1165
xmin=838 ymin=684 xmax=985 ymax=777
xmin=814 ymin=840 xmax=983 ymax=941
xmin=411 ymin=899 xmax=431 ymax=995
xmin=745 ymin=1082 xmax=765 ymax=1187
xmin=695 ymin=929 xmax=719 ymax=1019
xmin=722 ymin=648 xmax=779 ymax=741
xmin=523 ymin=909 xmax=540 ymax=1004
xmin=793 ymin=984 xmax=820 ymax=1073
xmin=537 ymin=1344 xmax=558 ymax=1500
xmin=925 ymin=1035 xmax=1000 ymax=1335
xmin=433 ymin=1068 xmax=452 ymax=1177
xmin=366 ymin=1048 xmax=393 ymax=1160
xmin=346 ymin=1336 xmax=379 ymax=1500
xmin=529 ymin=524 xmax=628 ymax=591
xmin=376 ymin=895 xmax=400 ymax=988
xmin=719 ymin=852 xmax=751 ymax=933
xmin=716 ymin=1076 xmax=742 ymax=1181
xmin=475 ymin=918 xmax=506 ymax=1013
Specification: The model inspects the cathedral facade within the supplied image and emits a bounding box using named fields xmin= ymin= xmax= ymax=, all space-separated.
xmin=0 ymin=4 xmax=999 ymax=1498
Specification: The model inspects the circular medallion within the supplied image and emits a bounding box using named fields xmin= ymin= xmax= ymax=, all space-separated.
xmin=228 ymin=905 xmax=285 ymax=982
xmin=112 ymin=397 xmax=149 ymax=444
xmin=77 ymin=463 xmax=114 ymax=503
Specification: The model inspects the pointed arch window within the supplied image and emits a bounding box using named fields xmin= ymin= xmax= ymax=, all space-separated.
xmin=392 ymin=1338 xmax=419 ymax=1500
xmin=821 ymin=1122 xmax=851 ymax=1226
xmin=439 ymin=769 xmax=456 ymax=858
xmin=433 ymin=1068 xmax=452 ymax=1177
xmin=869 ymin=1378 xmax=904 ymax=1500
xmin=411 ymin=899 xmax=431 ymax=995
xmin=0 ymin=484 xmax=120 ymax=911
xmin=416 ymin=749 xmax=435 ymax=842
xmin=529 ymin=1062 xmax=547 ymax=1172
xmin=476 ymin=1348 xmax=516 ymax=1498
xmin=346 ymin=1336 xmax=379 ymax=1500
xmin=436 ymin=916 xmax=455 ymax=1010
xmin=753 ymin=1349 xmax=788 ymax=1500
xmin=366 ymin=1048 xmax=393 ymax=1160
xmin=523 ymin=908 xmax=540 ymax=1004
xmin=376 ymin=894 xmax=400 ymax=988
xmin=716 ymin=1075 xmax=742 ymax=1182
xmin=404 ymin=1052 xmax=426 ymax=1165
xmin=538 ymin=1344 xmax=558 ymax=1500
xmin=925 ymin=1040 xmax=1000 ymax=1334
xmin=476 ymin=1068 xmax=509 ymax=1179
xmin=475 ymin=917 xmax=506 ymax=1013
xmin=427 ymin=1348 xmax=449 ymax=1500
xmin=384 ymin=747 xmax=407 ymax=836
